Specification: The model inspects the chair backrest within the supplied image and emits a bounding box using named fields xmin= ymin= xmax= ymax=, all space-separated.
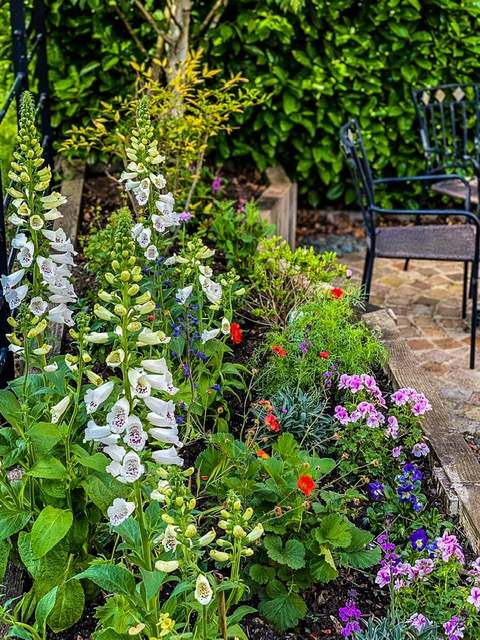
xmin=412 ymin=83 xmax=480 ymax=173
xmin=339 ymin=119 xmax=376 ymax=239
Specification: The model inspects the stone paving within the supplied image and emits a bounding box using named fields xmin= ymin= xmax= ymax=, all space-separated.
xmin=341 ymin=251 xmax=480 ymax=435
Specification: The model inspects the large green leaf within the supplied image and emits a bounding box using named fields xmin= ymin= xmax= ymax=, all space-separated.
xmin=0 ymin=539 xmax=11 ymax=582
xmin=48 ymin=580 xmax=85 ymax=632
xmin=259 ymin=580 xmax=307 ymax=632
xmin=31 ymin=507 xmax=73 ymax=559
xmin=0 ymin=509 xmax=32 ymax=541
xmin=76 ymin=564 xmax=136 ymax=598
xmin=249 ymin=564 xmax=276 ymax=584
xmin=26 ymin=422 xmax=62 ymax=455
xmin=27 ymin=456 xmax=66 ymax=480
xmin=81 ymin=473 xmax=128 ymax=513
xmin=264 ymin=535 xmax=305 ymax=570
xmin=35 ymin=586 xmax=58 ymax=630
xmin=314 ymin=514 xmax=352 ymax=549
xmin=0 ymin=389 xmax=22 ymax=427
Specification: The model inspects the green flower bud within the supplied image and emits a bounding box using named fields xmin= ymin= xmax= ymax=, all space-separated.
xmin=242 ymin=547 xmax=254 ymax=557
xmin=111 ymin=260 xmax=120 ymax=270
xmin=198 ymin=529 xmax=216 ymax=546
xmin=114 ymin=304 xmax=128 ymax=317
xmin=189 ymin=498 xmax=196 ymax=510
xmin=161 ymin=514 xmax=175 ymax=525
xmin=120 ymin=270 xmax=131 ymax=282
xmin=105 ymin=272 xmax=115 ymax=284
xmin=210 ymin=550 xmax=230 ymax=563
xmin=128 ymin=284 xmax=140 ymax=296
xmin=218 ymin=520 xmax=228 ymax=530
xmin=243 ymin=507 xmax=254 ymax=521
xmin=183 ymin=467 xmax=195 ymax=477
xmin=175 ymin=497 xmax=184 ymax=507
xmin=233 ymin=525 xmax=246 ymax=538
xmin=184 ymin=524 xmax=197 ymax=538
xmin=127 ymin=321 xmax=142 ymax=332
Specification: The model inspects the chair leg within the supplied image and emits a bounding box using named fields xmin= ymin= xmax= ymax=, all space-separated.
xmin=470 ymin=261 xmax=478 ymax=369
xmin=462 ymin=262 xmax=469 ymax=320
xmin=363 ymin=251 xmax=375 ymax=302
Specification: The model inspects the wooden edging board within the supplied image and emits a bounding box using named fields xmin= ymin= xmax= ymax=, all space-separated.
xmin=256 ymin=166 xmax=297 ymax=250
xmin=363 ymin=308 xmax=480 ymax=553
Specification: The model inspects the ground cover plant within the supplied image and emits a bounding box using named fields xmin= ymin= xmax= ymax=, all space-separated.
xmin=0 ymin=93 xmax=479 ymax=640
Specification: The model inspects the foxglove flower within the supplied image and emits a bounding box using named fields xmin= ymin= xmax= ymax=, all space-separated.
xmin=5 ymin=283 xmax=29 ymax=309
xmin=149 ymin=426 xmax=182 ymax=445
xmin=158 ymin=524 xmax=179 ymax=552
xmin=50 ymin=396 xmax=71 ymax=423
xmin=106 ymin=397 xmax=130 ymax=433
xmin=141 ymin=358 xmax=170 ymax=374
xmin=48 ymin=303 xmax=74 ymax=326
xmin=201 ymin=328 xmax=220 ymax=344
xmin=123 ymin=416 xmax=148 ymax=451
xmin=144 ymin=244 xmax=159 ymax=261
xmin=155 ymin=559 xmax=179 ymax=573
xmin=199 ymin=275 xmax=222 ymax=304
xmin=176 ymin=285 xmax=193 ymax=305
xmin=144 ymin=397 xmax=176 ymax=422
xmin=84 ymin=380 xmax=115 ymax=414
xmin=194 ymin=575 xmax=213 ymax=606
xmin=17 ymin=241 xmax=35 ymax=267
xmin=105 ymin=445 xmax=145 ymax=483
xmin=84 ymin=420 xmax=119 ymax=445
xmin=152 ymin=446 xmax=183 ymax=466
xmin=1 ymin=269 xmax=25 ymax=293
xmin=107 ymin=498 xmax=135 ymax=526
xmin=128 ymin=368 xmax=151 ymax=398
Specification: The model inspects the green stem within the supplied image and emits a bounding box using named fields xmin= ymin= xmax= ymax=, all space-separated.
xmin=202 ymin=604 xmax=208 ymax=640
xmin=134 ymin=481 xmax=152 ymax=572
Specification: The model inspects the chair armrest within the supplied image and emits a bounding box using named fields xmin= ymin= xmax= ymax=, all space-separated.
xmin=373 ymin=174 xmax=471 ymax=211
xmin=370 ymin=205 xmax=480 ymax=228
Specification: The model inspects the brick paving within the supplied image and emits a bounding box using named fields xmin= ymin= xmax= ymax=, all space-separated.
xmin=341 ymin=252 xmax=480 ymax=434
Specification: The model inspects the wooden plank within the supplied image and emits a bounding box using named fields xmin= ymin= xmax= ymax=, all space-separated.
xmin=257 ymin=166 xmax=297 ymax=249
xmin=363 ymin=308 xmax=480 ymax=552
xmin=431 ymin=177 xmax=479 ymax=205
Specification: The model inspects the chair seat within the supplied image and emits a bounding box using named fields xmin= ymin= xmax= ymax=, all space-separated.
xmin=431 ymin=177 xmax=479 ymax=205
xmin=373 ymin=224 xmax=477 ymax=261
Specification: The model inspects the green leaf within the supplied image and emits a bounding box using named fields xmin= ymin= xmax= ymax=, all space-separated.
xmin=71 ymin=444 xmax=109 ymax=473
xmin=48 ymin=580 xmax=85 ymax=632
xmin=31 ymin=507 xmax=73 ymax=559
xmin=337 ymin=545 xmax=382 ymax=570
xmin=76 ymin=564 xmax=136 ymax=598
xmin=264 ymin=535 xmax=305 ymax=569
xmin=283 ymin=92 xmax=300 ymax=115
xmin=26 ymin=422 xmax=62 ymax=454
xmin=0 ymin=539 xmax=10 ymax=582
xmin=7 ymin=626 xmax=32 ymax=639
xmin=314 ymin=514 xmax=352 ymax=549
xmin=310 ymin=558 xmax=338 ymax=582
xmin=0 ymin=509 xmax=32 ymax=541
xmin=249 ymin=564 xmax=276 ymax=584
xmin=81 ymin=472 xmax=128 ymax=513
xmin=227 ymin=624 xmax=248 ymax=640
xmin=28 ymin=456 xmax=66 ymax=480
xmin=0 ymin=389 xmax=22 ymax=427
xmin=259 ymin=580 xmax=307 ymax=632
xmin=227 ymin=605 xmax=257 ymax=627
xmin=115 ymin=518 xmax=141 ymax=548
xmin=35 ymin=586 xmax=58 ymax=630
xmin=139 ymin=567 xmax=167 ymax=602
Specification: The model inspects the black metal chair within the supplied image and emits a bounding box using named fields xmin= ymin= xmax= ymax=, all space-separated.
xmin=412 ymin=83 xmax=480 ymax=211
xmin=339 ymin=118 xmax=480 ymax=369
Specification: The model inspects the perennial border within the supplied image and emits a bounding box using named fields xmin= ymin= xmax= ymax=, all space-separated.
xmin=363 ymin=308 xmax=480 ymax=553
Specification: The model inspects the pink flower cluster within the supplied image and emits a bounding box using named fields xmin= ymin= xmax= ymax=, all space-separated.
xmin=436 ymin=530 xmax=465 ymax=565
xmin=409 ymin=613 xmax=432 ymax=632
xmin=439 ymin=615 xmax=465 ymax=640
xmin=391 ymin=387 xmax=432 ymax=416
xmin=338 ymin=373 xmax=385 ymax=404
xmin=334 ymin=402 xmax=385 ymax=428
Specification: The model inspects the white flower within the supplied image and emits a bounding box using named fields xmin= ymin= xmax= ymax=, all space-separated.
xmin=176 ymin=285 xmax=193 ymax=305
xmin=201 ymin=328 xmax=220 ymax=344
xmin=11 ymin=233 xmax=28 ymax=249
xmin=84 ymin=420 xmax=119 ymax=445
xmin=106 ymin=397 xmax=130 ymax=434
xmin=194 ymin=574 xmax=213 ymax=606
xmin=9 ymin=212 xmax=24 ymax=226
xmin=105 ymin=445 xmax=145 ymax=483
xmin=221 ymin=318 xmax=231 ymax=335
xmin=158 ymin=524 xmax=179 ymax=552
xmin=155 ymin=559 xmax=179 ymax=573
xmin=150 ymin=479 xmax=171 ymax=502
xmin=144 ymin=245 xmax=159 ymax=261
xmin=107 ymin=498 xmax=135 ymax=526
xmin=41 ymin=191 xmax=67 ymax=210
xmin=150 ymin=172 xmax=166 ymax=190
xmin=162 ymin=212 xmax=180 ymax=228
xmin=133 ymin=179 xmax=150 ymax=206
xmin=151 ymin=214 xmax=166 ymax=233
xmin=29 ymin=297 xmax=48 ymax=317
xmin=50 ymin=251 xmax=75 ymax=266
xmin=137 ymin=227 xmax=152 ymax=249
xmin=5 ymin=283 xmax=29 ymax=309
xmin=141 ymin=358 xmax=170 ymax=374
xmin=156 ymin=192 xmax=175 ymax=213
xmin=44 ymin=362 xmax=58 ymax=373
xmin=48 ymin=303 xmax=74 ymax=326
xmin=123 ymin=416 xmax=148 ymax=451
xmin=84 ymin=331 xmax=110 ymax=344
xmin=17 ymin=241 xmax=35 ymax=267
xmin=199 ymin=265 xmax=213 ymax=277
xmin=30 ymin=215 xmax=44 ymax=231
xmin=144 ymin=372 xmax=175 ymax=392
xmin=144 ymin=397 xmax=176 ymax=422
xmin=149 ymin=426 xmax=181 ymax=446
xmin=199 ymin=275 xmax=222 ymax=304
xmin=136 ymin=329 xmax=171 ymax=346
xmin=151 ymin=446 xmax=183 ymax=466
xmin=36 ymin=257 xmax=57 ymax=282
xmin=50 ymin=396 xmax=71 ymax=423
xmin=1 ymin=269 xmax=25 ymax=293
xmin=128 ymin=368 xmax=151 ymax=398
xmin=84 ymin=380 xmax=115 ymax=414
xmin=132 ymin=222 xmax=144 ymax=239
xmin=43 ymin=209 xmax=63 ymax=221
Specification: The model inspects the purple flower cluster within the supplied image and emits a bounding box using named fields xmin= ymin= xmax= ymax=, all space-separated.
xmin=409 ymin=613 xmax=432 ymax=632
xmin=375 ymin=535 xmax=435 ymax=591
xmin=396 ymin=464 xmax=423 ymax=512
xmin=412 ymin=442 xmax=430 ymax=457
xmin=338 ymin=598 xmax=362 ymax=637
xmin=391 ymin=387 xmax=432 ymax=416
xmin=338 ymin=373 xmax=385 ymax=404
xmin=439 ymin=615 xmax=465 ymax=640
xmin=436 ymin=530 xmax=465 ymax=565
xmin=334 ymin=401 xmax=385 ymax=428
xmin=299 ymin=340 xmax=313 ymax=355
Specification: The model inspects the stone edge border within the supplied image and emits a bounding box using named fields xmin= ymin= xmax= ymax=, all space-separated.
xmin=363 ymin=308 xmax=480 ymax=553
xmin=256 ymin=166 xmax=297 ymax=250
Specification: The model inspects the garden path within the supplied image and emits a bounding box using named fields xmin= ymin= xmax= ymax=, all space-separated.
xmin=340 ymin=251 xmax=480 ymax=435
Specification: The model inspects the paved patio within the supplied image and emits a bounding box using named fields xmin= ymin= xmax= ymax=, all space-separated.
xmin=341 ymin=251 xmax=480 ymax=435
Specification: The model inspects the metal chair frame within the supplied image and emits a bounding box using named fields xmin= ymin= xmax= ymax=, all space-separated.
xmin=339 ymin=118 xmax=480 ymax=369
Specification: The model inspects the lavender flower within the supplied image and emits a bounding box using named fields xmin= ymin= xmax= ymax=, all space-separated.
xmin=339 ymin=599 xmax=362 ymax=637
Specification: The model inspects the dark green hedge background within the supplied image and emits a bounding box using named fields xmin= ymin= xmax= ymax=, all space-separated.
xmin=40 ymin=0 xmax=480 ymax=205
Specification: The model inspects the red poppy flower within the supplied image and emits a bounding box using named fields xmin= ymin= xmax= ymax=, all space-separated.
xmin=257 ymin=449 xmax=270 ymax=459
xmin=264 ymin=413 xmax=281 ymax=432
xmin=271 ymin=345 xmax=287 ymax=357
xmin=230 ymin=322 xmax=242 ymax=344
xmin=148 ymin=315 xmax=155 ymax=322
xmin=331 ymin=287 xmax=344 ymax=299
xmin=319 ymin=351 xmax=330 ymax=359
xmin=297 ymin=474 xmax=315 ymax=496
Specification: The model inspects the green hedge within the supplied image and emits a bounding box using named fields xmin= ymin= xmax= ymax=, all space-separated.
xmin=40 ymin=0 xmax=480 ymax=205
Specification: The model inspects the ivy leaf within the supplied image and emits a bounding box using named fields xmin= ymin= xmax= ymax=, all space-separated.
xmin=259 ymin=580 xmax=307 ymax=632
xmin=264 ymin=535 xmax=305 ymax=569
xmin=314 ymin=514 xmax=352 ymax=549
xmin=249 ymin=564 xmax=276 ymax=584
xmin=31 ymin=507 xmax=73 ymax=559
